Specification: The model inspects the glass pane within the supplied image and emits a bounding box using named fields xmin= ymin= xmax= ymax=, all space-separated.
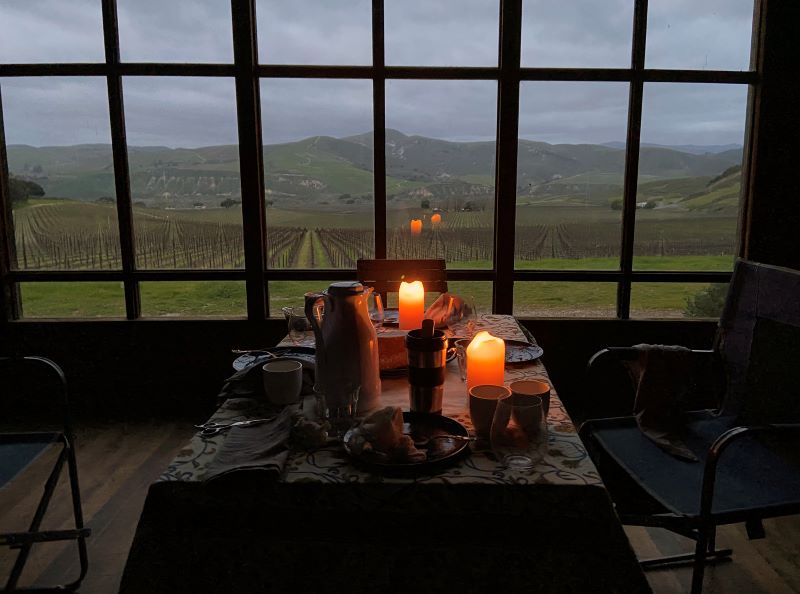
xmin=646 ymin=0 xmax=754 ymax=71
xmin=257 ymin=0 xmax=371 ymax=65
xmin=447 ymin=281 xmax=492 ymax=316
xmin=386 ymin=80 xmax=497 ymax=269
xmin=117 ymin=0 xmax=233 ymax=63
xmin=635 ymin=84 xmax=746 ymax=271
xmin=269 ymin=280 xmax=331 ymax=317
xmin=140 ymin=281 xmax=246 ymax=316
xmin=521 ymin=0 xmax=633 ymax=67
xmin=516 ymin=82 xmax=629 ymax=270
xmin=631 ymin=282 xmax=728 ymax=319
xmin=385 ymin=0 xmax=498 ymax=66
xmin=123 ymin=77 xmax=243 ymax=269
xmin=19 ymin=282 xmax=125 ymax=318
xmin=0 ymin=1 xmax=105 ymax=63
xmin=3 ymin=77 xmax=119 ymax=271
xmin=261 ymin=79 xmax=374 ymax=269
xmin=514 ymin=281 xmax=616 ymax=317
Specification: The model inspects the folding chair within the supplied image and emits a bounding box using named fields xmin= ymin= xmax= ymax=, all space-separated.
xmin=580 ymin=260 xmax=800 ymax=594
xmin=1 ymin=356 xmax=90 ymax=592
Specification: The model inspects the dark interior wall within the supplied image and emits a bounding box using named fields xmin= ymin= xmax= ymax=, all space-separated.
xmin=744 ymin=0 xmax=800 ymax=270
xmin=0 ymin=318 xmax=716 ymax=421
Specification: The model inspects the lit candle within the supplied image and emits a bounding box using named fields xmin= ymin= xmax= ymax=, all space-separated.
xmin=410 ymin=219 xmax=423 ymax=235
xmin=399 ymin=280 xmax=425 ymax=330
xmin=431 ymin=213 xmax=442 ymax=227
xmin=466 ymin=331 xmax=505 ymax=390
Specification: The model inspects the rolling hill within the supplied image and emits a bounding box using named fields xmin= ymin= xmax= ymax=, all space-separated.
xmin=7 ymin=130 xmax=743 ymax=212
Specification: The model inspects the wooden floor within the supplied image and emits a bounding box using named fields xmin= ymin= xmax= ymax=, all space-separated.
xmin=1 ymin=423 xmax=799 ymax=593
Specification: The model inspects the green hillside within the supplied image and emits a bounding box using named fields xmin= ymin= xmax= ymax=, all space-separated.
xmin=7 ymin=131 xmax=742 ymax=213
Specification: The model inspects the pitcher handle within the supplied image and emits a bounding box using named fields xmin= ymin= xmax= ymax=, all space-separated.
xmin=304 ymin=292 xmax=326 ymax=348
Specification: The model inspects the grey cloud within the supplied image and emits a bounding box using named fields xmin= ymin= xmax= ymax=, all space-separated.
xmin=2 ymin=77 xmax=111 ymax=146
xmin=116 ymin=0 xmax=234 ymax=62
xmin=123 ymin=77 xmax=240 ymax=147
xmin=0 ymin=0 xmax=754 ymax=148
xmin=258 ymin=0 xmax=372 ymax=65
xmin=261 ymin=78 xmax=373 ymax=144
xmin=386 ymin=80 xmax=497 ymax=141
xmin=0 ymin=0 xmax=105 ymax=63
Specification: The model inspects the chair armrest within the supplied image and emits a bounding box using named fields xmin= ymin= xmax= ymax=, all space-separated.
xmin=699 ymin=423 xmax=800 ymax=518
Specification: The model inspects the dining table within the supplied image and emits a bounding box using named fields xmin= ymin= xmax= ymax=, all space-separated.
xmin=119 ymin=314 xmax=650 ymax=593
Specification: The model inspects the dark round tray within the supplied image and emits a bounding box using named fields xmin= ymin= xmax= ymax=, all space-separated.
xmin=342 ymin=411 xmax=470 ymax=476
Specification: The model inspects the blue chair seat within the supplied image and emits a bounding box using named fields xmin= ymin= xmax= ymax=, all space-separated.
xmin=585 ymin=412 xmax=800 ymax=521
xmin=0 ymin=432 xmax=61 ymax=489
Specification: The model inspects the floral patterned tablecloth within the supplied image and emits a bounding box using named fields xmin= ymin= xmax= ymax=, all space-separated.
xmin=121 ymin=316 xmax=650 ymax=593
xmin=160 ymin=315 xmax=601 ymax=490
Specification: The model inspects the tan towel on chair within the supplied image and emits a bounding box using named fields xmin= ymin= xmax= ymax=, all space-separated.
xmin=625 ymin=344 xmax=699 ymax=462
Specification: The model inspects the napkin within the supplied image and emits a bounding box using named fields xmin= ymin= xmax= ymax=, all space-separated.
xmin=203 ymin=406 xmax=295 ymax=481
xmin=624 ymin=344 xmax=698 ymax=462
xmin=218 ymin=354 xmax=315 ymax=403
xmin=424 ymin=292 xmax=473 ymax=329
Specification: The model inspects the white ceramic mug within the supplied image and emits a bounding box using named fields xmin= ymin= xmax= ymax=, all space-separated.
xmin=262 ymin=359 xmax=303 ymax=405
xmin=509 ymin=379 xmax=551 ymax=416
xmin=469 ymin=384 xmax=512 ymax=438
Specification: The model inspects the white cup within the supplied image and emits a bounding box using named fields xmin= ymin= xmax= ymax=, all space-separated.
xmin=469 ymin=384 xmax=512 ymax=438
xmin=262 ymin=359 xmax=303 ymax=405
xmin=509 ymin=379 xmax=551 ymax=416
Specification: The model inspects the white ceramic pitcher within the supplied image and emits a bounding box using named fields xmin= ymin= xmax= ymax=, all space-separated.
xmin=304 ymin=282 xmax=381 ymax=413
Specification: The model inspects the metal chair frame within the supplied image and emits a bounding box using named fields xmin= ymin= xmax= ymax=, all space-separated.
xmin=582 ymin=349 xmax=800 ymax=594
xmin=0 ymin=356 xmax=90 ymax=593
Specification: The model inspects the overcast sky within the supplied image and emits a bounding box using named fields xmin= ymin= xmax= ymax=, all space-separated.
xmin=0 ymin=0 xmax=753 ymax=148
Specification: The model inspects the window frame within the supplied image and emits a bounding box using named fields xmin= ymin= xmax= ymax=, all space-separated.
xmin=0 ymin=0 xmax=761 ymax=321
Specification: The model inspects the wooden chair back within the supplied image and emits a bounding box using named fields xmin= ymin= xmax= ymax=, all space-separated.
xmin=356 ymin=259 xmax=448 ymax=299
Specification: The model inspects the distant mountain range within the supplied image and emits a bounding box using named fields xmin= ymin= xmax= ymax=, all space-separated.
xmin=7 ymin=130 xmax=743 ymax=211
xmin=601 ymin=141 xmax=743 ymax=155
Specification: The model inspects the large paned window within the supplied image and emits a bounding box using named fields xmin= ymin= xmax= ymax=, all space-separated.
xmin=0 ymin=0 xmax=758 ymax=320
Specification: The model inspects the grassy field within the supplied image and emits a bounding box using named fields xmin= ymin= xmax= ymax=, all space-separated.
xmin=19 ymin=264 xmax=725 ymax=319
xmin=12 ymin=197 xmax=735 ymax=320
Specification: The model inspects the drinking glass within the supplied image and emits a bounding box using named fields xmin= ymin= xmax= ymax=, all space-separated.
xmin=368 ymin=291 xmax=384 ymax=328
xmin=282 ymin=306 xmax=311 ymax=344
xmin=446 ymin=295 xmax=478 ymax=338
xmin=490 ymin=394 xmax=547 ymax=471
xmin=453 ymin=338 xmax=470 ymax=382
xmin=319 ymin=382 xmax=361 ymax=438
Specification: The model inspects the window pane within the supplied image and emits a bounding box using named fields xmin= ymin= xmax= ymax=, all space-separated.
xmin=0 ymin=0 xmax=105 ymax=63
xmin=269 ymin=280 xmax=331 ymax=317
xmin=386 ymin=80 xmax=497 ymax=269
xmin=385 ymin=0 xmax=498 ymax=66
xmin=123 ymin=77 xmax=243 ymax=269
xmin=646 ymin=0 xmax=754 ymax=71
xmin=516 ymin=82 xmax=629 ymax=270
xmin=261 ymin=79 xmax=374 ymax=269
xmin=634 ymin=84 xmax=746 ymax=271
xmin=631 ymin=282 xmax=727 ymax=319
xmin=117 ymin=0 xmax=233 ymax=63
xmin=257 ymin=0 xmax=371 ymax=65
xmin=19 ymin=282 xmax=125 ymax=318
xmin=514 ymin=281 xmax=616 ymax=318
xmin=447 ymin=281 xmax=492 ymax=316
xmin=140 ymin=281 xmax=246 ymax=316
xmin=522 ymin=0 xmax=633 ymax=67
xmin=3 ymin=77 xmax=119 ymax=271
